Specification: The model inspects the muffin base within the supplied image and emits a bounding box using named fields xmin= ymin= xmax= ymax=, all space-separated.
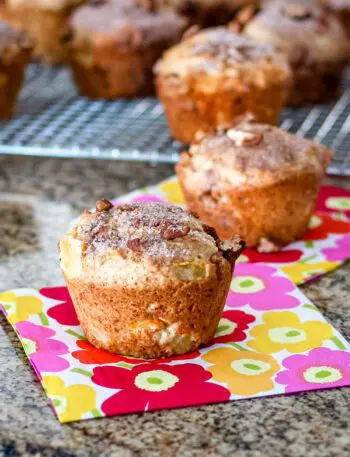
xmin=156 ymin=76 xmax=288 ymax=144
xmin=3 ymin=6 xmax=75 ymax=64
xmin=0 ymin=49 xmax=32 ymax=119
xmin=176 ymin=169 xmax=322 ymax=250
xmin=64 ymin=259 xmax=232 ymax=359
xmin=69 ymin=45 xmax=158 ymax=99
xmin=288 ymin=62 xmax=347 ymax=106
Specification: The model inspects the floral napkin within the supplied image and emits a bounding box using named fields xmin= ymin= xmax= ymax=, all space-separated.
xmin=112 ymin=178 xmax=350 ymax=285
xmin=1 ymin=263 xmax=349 ymax=423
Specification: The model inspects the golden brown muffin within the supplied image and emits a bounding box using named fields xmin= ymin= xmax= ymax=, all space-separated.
xmin=67 ymin=0 xmax=188 ymax=99
xmin=0 ymin=0 xmax=84 ymax=64
xmin=59 ymin=200 xmax=244 ymax=359
xmin=162 ymin=0 xmax=260 ymax=26
xmin=154 ymin=27 xmax=291 ymax=144
xmin=0 ymin=20 xmax=32 ymax=119
xmin=176 ymin=122 xmax=333 ymax=251
xmin=241 ymin=0 xmax=350 ymax=105
xmin=321 ymin=0 xmax=350 ymax=31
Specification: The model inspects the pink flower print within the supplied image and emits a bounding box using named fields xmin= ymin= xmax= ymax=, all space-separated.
xmin=226 ymin=264 xmax=299 ymax=311
xmin=276 ymin=348 xmax=350 ymax=393
xmin=321 ymin=235 xmax=350 ymax=262
xmin=16 ymin=322 xmax=69 ymax=373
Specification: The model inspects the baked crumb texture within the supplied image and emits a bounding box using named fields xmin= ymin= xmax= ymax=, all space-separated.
xmin=59 ymin=201 xmax=244 ymax=358
xmin=67 ymin=0 xmax=188 ymax=98
xmin=154 ymin=26 xmax=291 ymax=144
xmin=0 ymin=20 xmax=32 ymax=119
xmin=0 ymin=0 xmax=84 ymax=64
xmin=176 ymin=122 xmax=332 ymax=251
xmin=241 ymin=0 xmax=350 ymax=105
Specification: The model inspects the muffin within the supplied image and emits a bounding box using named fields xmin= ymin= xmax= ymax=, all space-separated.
xmin=162 ymin=0 xmax=260 ymax=26
xmin=321 ymin=0 xmax=350 ymax=31
xmin=67 ymin=0 xmax=188 ymax=99
xmin=0 ymin=20 xmax=32 ymax=119
xmin=176 ymin=122 xmax=332 ymax=252
xmin=241 ymin=0 xmax=350 ymax=105
xmin=154 ymin=27 xmax=291 ymax=144
xmin=59 ymin=201 xmax=244 ymax=358
xmin=0 ymin=0 xmax=84 ymax=64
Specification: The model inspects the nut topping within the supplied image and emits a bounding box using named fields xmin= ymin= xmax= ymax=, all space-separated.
xmin=226 ymin=129 xmax=263 ymax=147
xmin=219 ymin=238 xmax=246 ymax=265
xmin=96 ymin=199 xmax=113 ymax=212
xmin=281 ymin=4 xmax=312 ymax=20
xmin=127 ymin=238 xmax=142 ymax=252
xmin=161 ymin=224 xmax=190 ymax=240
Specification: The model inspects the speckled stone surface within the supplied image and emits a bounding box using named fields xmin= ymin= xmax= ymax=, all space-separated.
xmin=0 ymin=155 xmax=349 ymax=457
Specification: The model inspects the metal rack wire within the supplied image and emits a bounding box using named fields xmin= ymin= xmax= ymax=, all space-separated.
xmin=0 ymin=63 xmax=349 ymax=174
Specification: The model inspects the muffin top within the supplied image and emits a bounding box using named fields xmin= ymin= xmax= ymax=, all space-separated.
xmin=242 ymin=0 xmax=350 ymax=64
xmin=70 ymin=0 xmax=188 ymax=48
xmin=154 ymin=27 xmax=290 ymax=88
xmin=178 ymin=123 xmax=332 ymax=190
xmin=60 ymin=201 xmax=244 ymax=284
xmin=0 ymin=20 xmax=32 ymax=57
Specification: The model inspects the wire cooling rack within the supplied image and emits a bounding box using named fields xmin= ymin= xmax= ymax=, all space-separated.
xmin=0 ymin=63 xmax=349 ymax=174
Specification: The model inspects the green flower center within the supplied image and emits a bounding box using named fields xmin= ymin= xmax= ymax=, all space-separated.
xmin=309 ymin=215 xmax=322 ymax=229
xmin=231 ymin=359 xmax=271 ymax=376
xmin=302 ymin=269 xmax=325 ymax=279
xmin=134 ymin=370 xmax=179 ymax=392
xmin=22 ymin=337 xmax=37 ymax=356
xmin=326 ymin=197 xmax=350 ymax=211
xmin=215 ymin=318 xmax=237 ymax=338
xmin=268 ymin=327 xmax=306 ymax=344
xmin=50 ymin=394 xmax=68 ymax=415
xmin=231 ymin=276 xmax=265 ymax=294
xmin=303 ymin=366 xmax=342 ymax=384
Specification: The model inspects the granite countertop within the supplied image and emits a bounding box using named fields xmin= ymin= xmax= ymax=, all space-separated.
xmin=0 ymin=155 xmax=349 ymax=457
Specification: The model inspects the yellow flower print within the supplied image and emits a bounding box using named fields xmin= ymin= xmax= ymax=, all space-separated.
xmin=0 ymin=291 xmax=43 ymax=325
xmin=247 ymin=311 xmax=333 ymax=354
xmin=282 ymin=260 xmax=339 ymax=285
xmin=43 ymin=376 xmax=97 ymax=423
xmin=159 ymin=179 xmax=185 ymax=205
xmin=202 ymin=347 xmax=280 ymax=396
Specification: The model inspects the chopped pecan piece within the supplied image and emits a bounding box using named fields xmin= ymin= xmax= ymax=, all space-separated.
xmin=220 ymin=238 xmax=245 ymax=265
xmin=226 ymin=129 xmax=263 ymax=147
xmin=96 ymin=199 xmax=113 ymax=212
xmin=127 ymin=238 xmax=142 ymax=252
xmin=161 ymin=224 xmax=190 ymax=240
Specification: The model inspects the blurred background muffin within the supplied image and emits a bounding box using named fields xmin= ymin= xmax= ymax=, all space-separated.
xmin=67 ymin=0 xmax=188 ymax=98
xmin=0 ymin=20 xmax=32 ymax=118
xmin=176 ymin=121 xmax=332 ymax=251
xmin=0 ymin=0 xmax=84 ymax=64
xmin=155 ymin=26 xmax=291 ymax=144
xmin=239 ymin=0 xmax=350 ymax=105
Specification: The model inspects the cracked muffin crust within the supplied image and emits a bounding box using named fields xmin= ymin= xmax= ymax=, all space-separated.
xmin=176 ymin=122 xmax=333 ymax=251
xmin=67 ymin=0 xmax=188 ymax=98
xmin=240 ymin=0 xmax=350 ymax=105
xmin=59 ymin=201 xmax=244 ymax=358
xmin=0 ymin=20 xmax=32 ymax=119
xmin=154 ymin=27 xmax=291 ymax=144
xmin=0 ymin=0 xmax=84 ymax=64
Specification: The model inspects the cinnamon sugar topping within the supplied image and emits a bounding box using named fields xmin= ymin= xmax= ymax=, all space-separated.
xmin=75 ymin=202 xmax=232 ymax=264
